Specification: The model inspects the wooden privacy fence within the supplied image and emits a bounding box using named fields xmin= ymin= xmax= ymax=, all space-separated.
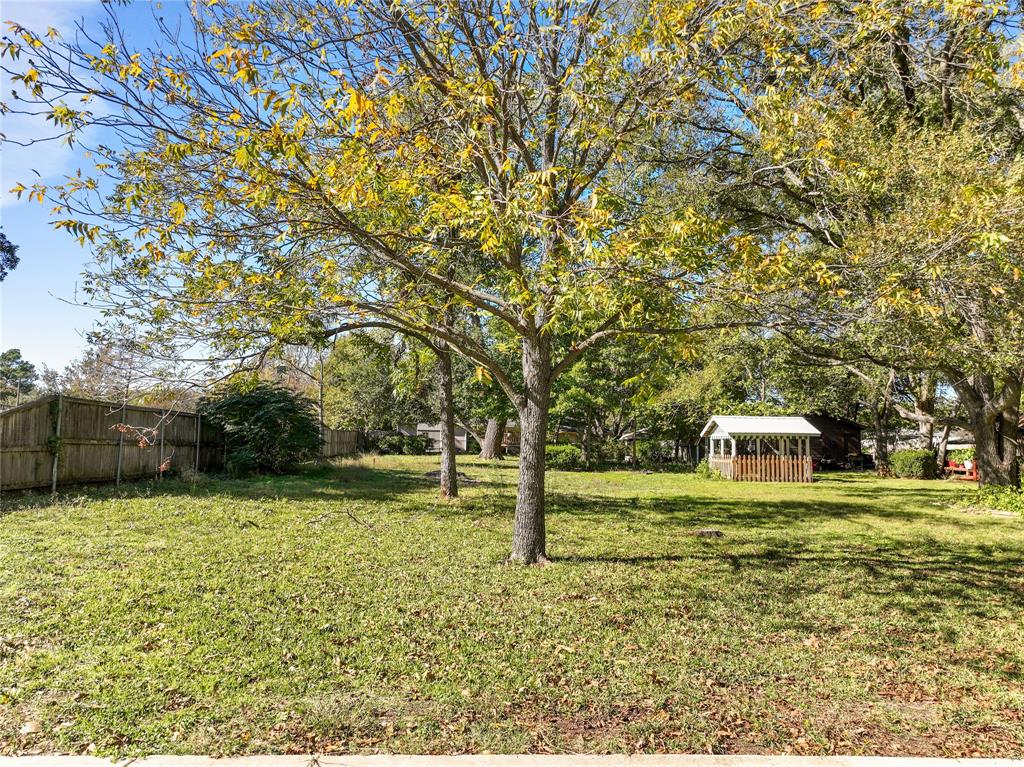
xmin=2 ymin=394 xmax=360 ymax=492
xmin=1 ymin=395 xmax=224 ymax=492
xmin=710 ymin=455 xmax=813 ymax=483
xmin=321 ymin=426 xmax=359 ymax=458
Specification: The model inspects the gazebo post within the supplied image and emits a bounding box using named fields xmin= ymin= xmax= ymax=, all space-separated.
xmin=730 ymin=438 xmax=736 ymax=458
xmin=755 ymin=437 xmax=761 ymax=457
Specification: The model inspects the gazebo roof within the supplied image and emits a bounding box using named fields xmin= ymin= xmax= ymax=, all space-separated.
xmin=700 ymin=415 xmax=821 ymax=439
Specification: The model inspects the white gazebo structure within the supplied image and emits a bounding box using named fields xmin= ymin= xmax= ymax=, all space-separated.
xmin=700 ymin=415 xmax=821 ymax=482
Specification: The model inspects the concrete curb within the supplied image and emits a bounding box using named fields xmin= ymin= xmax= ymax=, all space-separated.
xmin=1 ymin=757 xmax=1021 ymax=767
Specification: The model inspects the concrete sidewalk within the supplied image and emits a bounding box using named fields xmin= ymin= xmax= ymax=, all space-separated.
xmin=1 ymin=756 xmax=1020 ymax=767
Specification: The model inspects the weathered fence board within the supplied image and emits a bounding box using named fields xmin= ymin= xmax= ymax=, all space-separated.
xmin=2 ymin=395 xmax=361 ymax=492
xmin=322 ymin=427 xmax=359 ymax=458
xmin=709 ymin=456 xmax=734 ymax=479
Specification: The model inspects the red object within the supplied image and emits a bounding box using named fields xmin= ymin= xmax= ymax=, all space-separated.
xmin=945 ymin=464 xmax=978 ymax=481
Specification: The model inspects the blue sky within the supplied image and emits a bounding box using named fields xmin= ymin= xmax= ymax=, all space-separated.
xmin=1 ymin=0 xmax=191 ymax=372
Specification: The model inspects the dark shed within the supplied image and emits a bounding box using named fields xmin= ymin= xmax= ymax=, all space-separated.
xmin=803 ymin=414 xmax=863 ymax=462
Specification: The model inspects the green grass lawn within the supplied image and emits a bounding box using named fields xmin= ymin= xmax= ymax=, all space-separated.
xmin=2 ymin=456 xmax=1022 ymax=757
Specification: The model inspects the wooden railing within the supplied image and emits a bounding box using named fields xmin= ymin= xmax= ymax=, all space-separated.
xmin=709 ymin=456 xmax=734 ymax=479
xmin=709 ymin=455 xmax=813 ymax=483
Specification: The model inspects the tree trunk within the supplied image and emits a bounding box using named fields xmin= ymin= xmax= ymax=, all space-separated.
xmin=511 ymin=340 xmax=551 ymax=564
xmin=971 ymin=412 xmax=1017 ymax=486
xmin=317 ymin=347 xmax=326 ymax=460
xmin=967 ymin=399 xmax=1020 ymax=487
xmin=871 ymin=402 xmax=891 ymax=474
xmin=935 ymin=419 xmax=953 ymax=473
xmin=952 ymin=374 xmax=1021 ymax=487
xmin=915 ymin=374 xmax=935 ymax=450
xmin=580 ymin=405 xmax=593 ymax=466
xmin=869 ymin=371 xmax=896 ymax=475
xmin=479 ymin=417 xmax=507 ymax=460
xmin=917 ymin=419 xmax=935 ymax=451
xmin=436 ymin=345 xmax=458 ymax=499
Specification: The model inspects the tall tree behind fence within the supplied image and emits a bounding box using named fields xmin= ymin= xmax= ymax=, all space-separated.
xmin=1 ymin=395 xmax=359 ymax=491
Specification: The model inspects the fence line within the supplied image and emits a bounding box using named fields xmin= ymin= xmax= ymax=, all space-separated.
xmin=2 ymin=395 xmax=359 ymax=492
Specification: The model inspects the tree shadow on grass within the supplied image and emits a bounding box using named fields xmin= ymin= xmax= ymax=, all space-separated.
xmin=0 ymin=462 xmax=506 ymax=517
xmin=544 ymin=490 xmax=946 ymax=528
xmin=559 ymin=544 xmax=1024 ymax=658
xmin=557 ymin=509 xmax=1023 ymax=615
xmin=543 ymin=481 xmax=1024 ymax=640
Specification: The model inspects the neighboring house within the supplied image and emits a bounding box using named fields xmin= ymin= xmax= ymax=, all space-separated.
xmin=945 ymin=429 xmax=975 ymax=452
xmin=370 ymin=424 xmax=469 ymax=452
xmin=414 ymin=422 xmax=469 ymax=453
xmin=501 ymin=421 xmax=580 ymax=454
xmin=872 ymin=427 xmax=974 ymax=453
xmin=803 ymin=414 xmax=863 ymax=461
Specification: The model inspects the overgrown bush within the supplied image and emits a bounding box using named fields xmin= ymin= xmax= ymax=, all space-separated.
xmin=596 ymin=438 xmax=626 ymax=465
xmin=225 ymin=445 xmax=260 ymax=478
xmin=199 ymin=383 xmax=321 ymax=475
xmin=635 ymin=440 xmax=669 ymax=467
xmin=546 ymin=443 xmax=585 ymax=470
xmin=975 ymin=485 xmax=1024 ymax=515
xmin=369 ymin=434 xmax=430 ymax=455
xmin=890 ymin=448 xmax=937 ymax=479
xmin=694 ymin=458 xmax=721 ymax=479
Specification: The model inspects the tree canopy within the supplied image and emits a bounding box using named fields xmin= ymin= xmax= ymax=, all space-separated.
xmin=0 ymin=348 xmax=37 ymax=406
xmin=0 ymin=232 xmax=19 ymax=282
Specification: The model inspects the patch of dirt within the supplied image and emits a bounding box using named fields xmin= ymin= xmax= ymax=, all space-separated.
xmin=423 ymin=470 xmax=481 ymax=484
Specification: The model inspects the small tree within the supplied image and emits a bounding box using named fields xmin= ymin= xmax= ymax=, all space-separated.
xmin=199 ymin=383 xmax=321 ymax=475
xmin=0 ymin=348 xmax=36 ymax=406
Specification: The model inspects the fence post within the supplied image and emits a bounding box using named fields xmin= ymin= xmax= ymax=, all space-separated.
xmin=195 ymin=414 xmax=202 ymax=472
xmin=115 ymin=401 xmax=126 ymax=486
xmin=158 ymin=410 xmax=165 ymax=479
xmin=50 ymin=394 xmax=64 ymax=494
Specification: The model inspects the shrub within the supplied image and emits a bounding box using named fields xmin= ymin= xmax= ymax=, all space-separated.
xmin=596 ymin=438 xmax=626 ymax=465
xmin=199 ymin=383 xmax=321 ymax=474
xmin=635 ymin=440 xmax=669 ymax=467
xmin=370 ymin=434 xmax=430 ymax=455
xmin=546 ymin=443 xmax=585 ymax=470
xmin=694 ymin=458 xmax=721 ymax=480
xmin=947 ymin=447 xmax=976 ymax=465
xmin=890 ymin=448 xmax=937 ymax=479
xmin=178 ymin=466 xmax=207 ymax=488
xmin=225 ymin=445 xmax=260 ymax=478
xmin=976 ymin=485 xmax=1024 ymax=516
